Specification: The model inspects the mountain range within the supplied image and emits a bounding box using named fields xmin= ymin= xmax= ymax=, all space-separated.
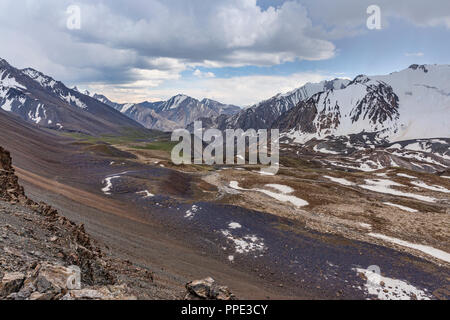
xmin=277 ymin=64 xmax=450 ymax=144
xmin=1 ymin=57 xmax=449 ymax=147
xmin=211 ymin=79 xmax=350 ymax=131
xmin=76 ymin=88 xmax=241 ymax=132
xmin=0 ymin=59 xmax=142 ymax=135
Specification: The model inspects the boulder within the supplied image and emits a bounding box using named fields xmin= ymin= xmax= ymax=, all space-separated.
xmin=30 ymin=263 xmax=80 ymax=297
xmin=29 ymin=292 xmax=54 ymax=300
xmin=62 ymin=289 xmax=104 ymax=300
xmin=62 ymin=285 xmax=137 ymax=300
xmin=185 ymin=277 xmax=236 ymax=300
xmin=0 ymin=272 xmax=25 ymax=297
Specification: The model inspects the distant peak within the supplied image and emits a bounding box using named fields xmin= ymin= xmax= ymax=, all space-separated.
xmin=169 ymin=94 xmax=193 ymax=103
xmin=22 ymin=67 xmax=39 ymax=72
xmin=21 ymin=68 xmax=56 ymax=82
xmin=408 ymin=64 xmax=429 ymax=73
xmin=352 ymin=74 xmax=370 ymax=84
xmin=202 ymin=98 xmax=221 ymax=104
xmin=21 ymin=68 xmax=43 ymax=77
xmin=0 ymin=58 xmax=10 ymax=67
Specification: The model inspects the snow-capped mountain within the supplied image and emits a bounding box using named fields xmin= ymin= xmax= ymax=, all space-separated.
xmin=115 ymin=103 xmax=178 ymax=132
xmin=200 ymin=98 xmax=241 ymax=116
xmin=278 ymin=64 xmax=450 ymax=144
xmin=0 ymin=58 xmax=142 ymax=135
xmin=153 ymin=94 xmax=240 ymax=129
xmin=210 ymin=79 xmax=350 ymax=131
xmin=87 ymin=93 xmax=241 ymax=131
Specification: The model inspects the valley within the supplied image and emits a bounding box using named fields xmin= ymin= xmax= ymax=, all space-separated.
xmin=8 ymin=125 xmax=447 ymax=300
xmin=1 ymin=58 xmax=449 ymax=300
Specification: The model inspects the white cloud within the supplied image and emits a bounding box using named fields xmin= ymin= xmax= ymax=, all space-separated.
xmin=87 ymin=72 xmax=340 ymax=106
xmin=193 ymin=69 xmax=216 ymax=78
xmin=0 ymin=1 xmax=335 ymax=79
xmin=405 ymin=52 xmax=425 ymax=57
xmin=0 ymin=0 xmax=448 ymax=105
xmin=300 ymin=0 xmax=450 ymax=39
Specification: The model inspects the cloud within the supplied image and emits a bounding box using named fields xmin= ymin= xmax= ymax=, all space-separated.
xmin=74 ymin=0 xmax=336 ymax=66
xmin=85 ymin=71 xmax=339 ymax=106
xmin=193 ymin=69 xmax=216 ymax=78
xmin=0 ymin=0 xmax=448 ymax=104
xmin=405 ymin=52 xmax=425 ymax=57
xmin=0 ymin=1 xmax=336 ymax=84
xmin=300 ymin=0 xmax=450 ymax=39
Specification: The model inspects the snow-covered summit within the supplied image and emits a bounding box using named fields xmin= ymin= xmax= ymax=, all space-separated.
xmin=279 ymin=64 xmax=450 ymax=143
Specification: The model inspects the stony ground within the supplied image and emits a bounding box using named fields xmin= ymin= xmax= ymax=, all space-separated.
xmin=1 ymin=134 xmax=449 ymax=300
xmin=0 ymin=200 xmax=168 ymax=300
xmin=0 ymin=146 xmax=180 ymax=300
xmin=117 ymin=143 xmax=450 ymax=268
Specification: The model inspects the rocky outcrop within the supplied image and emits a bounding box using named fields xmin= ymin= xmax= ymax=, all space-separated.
xmin=0 ymin=147 xmax=25 ymax=203
xmin=185 ymin=277 xmax=236 ymax=300
xmin=1 ymin=263 xmax=136 ymax=300
xmin=0 ymin=272 xmax=25 ymax=297
xmin=0 ymin=146 xmax=153 ymax=300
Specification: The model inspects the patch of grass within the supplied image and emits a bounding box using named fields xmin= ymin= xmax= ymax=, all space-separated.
xmin=281 ymin=156 xmax=314 ymax=168
xmin=83 ymin=144 xmax=137 ymax=159
xmin=131 ymin=140 xmax=178 ymax=153
xmin=69 ymin=141 xmax=95 ymax=146
xmin=61 ymin=127 xmax=168 ymax=145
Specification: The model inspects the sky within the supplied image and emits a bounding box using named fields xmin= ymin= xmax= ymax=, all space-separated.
xmin=0 ymin=0 xmax=449 ymax=106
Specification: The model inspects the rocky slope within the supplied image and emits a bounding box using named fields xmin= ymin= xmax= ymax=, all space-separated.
xmin=0 ymin=145 xmax=237 ymax=300
xmin=0 ymin=58 xmax=143 ymax=135
xmin=0 ymin=146 xmax=156 ymax=300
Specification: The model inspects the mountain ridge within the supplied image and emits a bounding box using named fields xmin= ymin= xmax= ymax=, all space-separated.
xmin=278 ymin=64 xmax=450 ymax=144
xmin=192 ymin=78 xmax=351 ymax=132
xmin=0 ymin=58 xmax=143 ymax=135
xmin=84 ymin=91 xmax=241 ymax=132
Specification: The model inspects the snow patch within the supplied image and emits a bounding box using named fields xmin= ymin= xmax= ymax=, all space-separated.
xmin=221 ymin=230 xmax=266 ymax=255
xmin=410 ymin=181 xmax=450 ymax=193
xmin=228 ymin=222 xmax=242 ymax=229
xmin=354 ymin=268 xmax=431 ymax=300
xmin=0 ymin=71 xmax=26 ymax=90
xmin=229 ymin=181 xmax=308 ymax=207
xmin=324 ymin=175 xmax=354 ymax=186
xmin=313 ymin=145 xmax=340 ymax=155
xmin=383 ymin=202 xmax=418 ymax=213
xmin=184 ymin=205 xmax=200 ymax=219
xmin=359 ymin=223 xmax=372 ymax=230
xmin=229 ymin=181 xmax=246 ymax=191
xmin=369 ymin=233 xmax=450 ymax=263
xmin=397 ymin=173 xmax=416 ymax=179
xmin=252 ymin=170 xmax=276 ymax=176
xmin=120 ymin=103 xmax=135 ymax=113
xmin=136 ymin=190 xmax=154 ymax=198
xmin=265 ymin=184 xmax=294 ymax=194
xmin=101 ymin=176 xmax=120 ymax=195
xmin=359 ymin=179 xmax=436 ymax=203
xmin=61 ymin=93 xmax=88 ymax=109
